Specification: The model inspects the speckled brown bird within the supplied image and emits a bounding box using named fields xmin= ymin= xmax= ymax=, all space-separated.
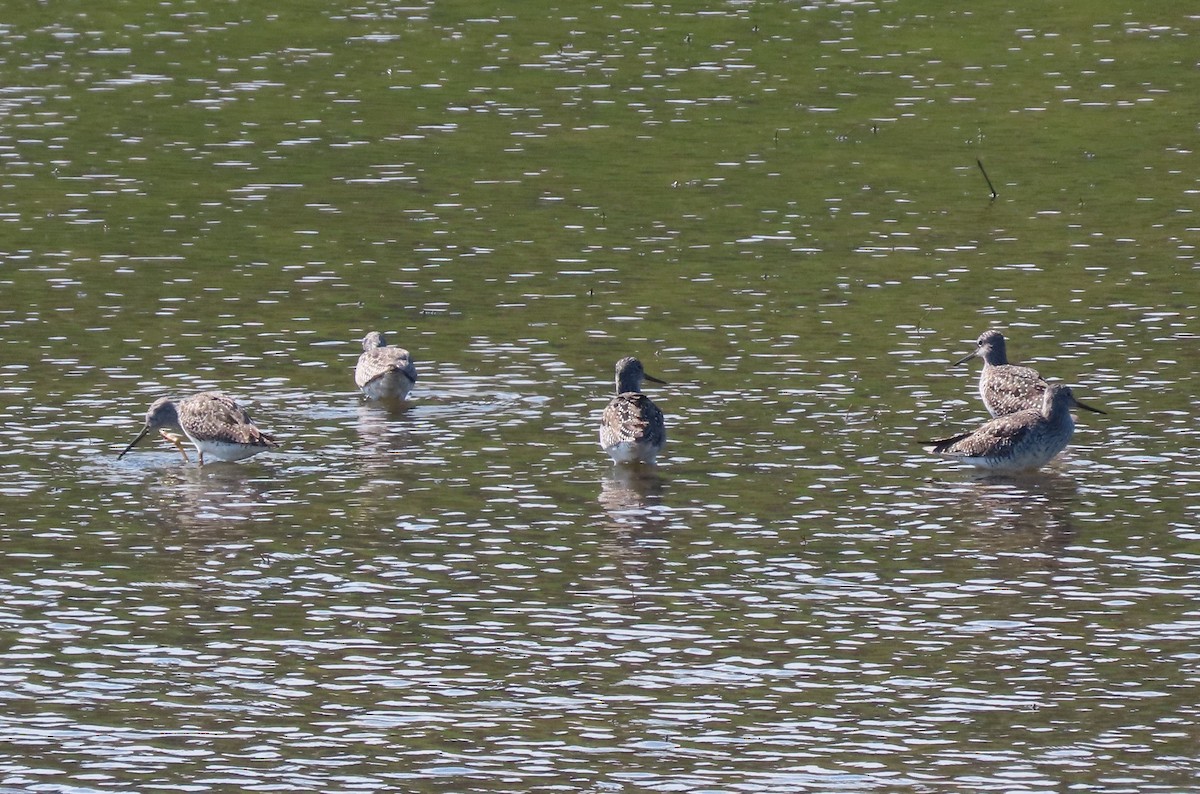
xmin=925 ymin=383 xmax=1095 ymax=472
xmin=119 ymin=391 xmax=278 ymax=465
xmin=355 ymin=331 xmax=418 ymax=401
xmin=955 ymin=329 xmax=1104 ymax=418
xmin=599 ymin=356 xmax=667 ymax=465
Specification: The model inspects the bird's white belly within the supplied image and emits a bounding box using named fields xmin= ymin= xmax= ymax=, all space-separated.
xmin=191 ymin=437 xmax=269 ymax=462
xmin=604 ymin=440 xmax=657 ymax=465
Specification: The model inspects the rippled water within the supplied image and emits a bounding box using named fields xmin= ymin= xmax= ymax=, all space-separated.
xmin=1 ymin=1 xmax=1198 ymax=791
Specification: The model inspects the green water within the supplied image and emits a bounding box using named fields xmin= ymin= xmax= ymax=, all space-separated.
xmin=1 ymin=1 xmax=1198 ymax=791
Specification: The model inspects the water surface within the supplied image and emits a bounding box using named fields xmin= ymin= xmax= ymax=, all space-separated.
xmin=1 ymin=1 xmax=1198 ymax=791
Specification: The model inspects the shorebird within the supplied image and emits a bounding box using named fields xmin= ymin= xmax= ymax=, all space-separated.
xmin=955 ymin=329 xmax=1104 ymax=417
xmin=924 ymin=383 xmax=1094 ymax=472
xmin=118 ymin=392 xmax=279 ymax=465
xmin=355 ymin=331 xmax=418 ymax=401
xmin=600 ymin=356 xmax=667 ymax=465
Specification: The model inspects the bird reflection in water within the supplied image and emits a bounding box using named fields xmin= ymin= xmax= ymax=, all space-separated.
xmin=595 ymin=465 xmax=674 ymax=582
xmin=929 ymin=469 xmax=1080 ymax=555
xmin=139 ymin=464 xmax=278 ymax=535
xmin=354 ymin=402 xmax=419 ymax=462
xmin=598 ymin=465 xmax=667 ymax=521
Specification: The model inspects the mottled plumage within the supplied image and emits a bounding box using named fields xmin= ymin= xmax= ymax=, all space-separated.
xmin=355 ymin=331 xmax=418 ymax=401
xmin=925 ymin=383 xmax=1093 ymax=472
xmin=119 ymin=392 xmax=278 ymax=465
xmin=955 ymin=329 xmax=1103 ymax=417
xmin=600 ymin=357 xmax=667 ymax=465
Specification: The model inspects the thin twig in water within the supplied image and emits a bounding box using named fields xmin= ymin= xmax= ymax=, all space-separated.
xmin=977 ymin=158 xmax=998 ymax=200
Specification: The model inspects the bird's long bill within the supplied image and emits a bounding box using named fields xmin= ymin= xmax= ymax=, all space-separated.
xmin=118 ymin=425 xmax=151 ymax=459
xmin=1072 ymin=397 xmax=1106 ymax=415
xmin=952 ymin=350 xmax=977 ymax=367
xmin=643 ymin=373 xmax=668 ymax=386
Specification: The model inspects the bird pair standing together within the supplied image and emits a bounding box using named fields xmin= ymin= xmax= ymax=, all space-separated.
xmin=925 ymin=329 xmax=1105 ymax=472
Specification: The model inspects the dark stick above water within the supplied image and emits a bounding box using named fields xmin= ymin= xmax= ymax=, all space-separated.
xmin=977 ymin=158 xmax=998 ymax=200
